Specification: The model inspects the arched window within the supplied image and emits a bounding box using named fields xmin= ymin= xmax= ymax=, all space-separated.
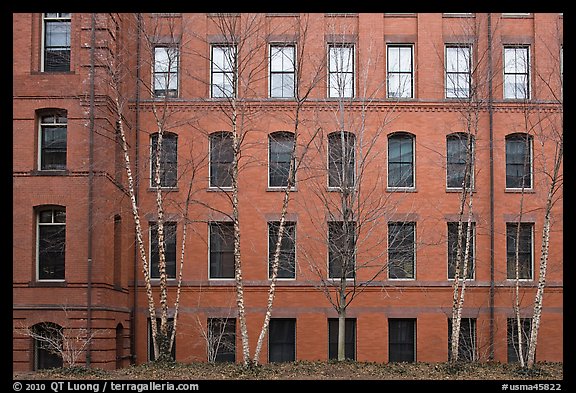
xmin=269 ymin=132 xmax=295 ymax=187
xmin=36 ymin=207 xmax=66 ymax=281
xmin=328 ymin=131 xmax=355 ymax=188
xmin=446 ymin=132 xmax=474 ymax=189
xmin=505 ymin=133 xmax=532 ymax=189
xmin=388 ymin=132 xmax=415 ymax=188
xmin=32 ymin=322 xmax=63 ymax=370
xmin=150 ymin=132 xmax=178 ymax=188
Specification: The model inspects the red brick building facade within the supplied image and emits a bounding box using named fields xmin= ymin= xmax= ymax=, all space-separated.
xmin=13 ymin=13 xmax=563 ymax=371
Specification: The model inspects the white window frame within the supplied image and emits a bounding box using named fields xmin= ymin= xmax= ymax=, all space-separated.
xmin=327 ymin=43 xmax=355 ymax=99
xmin=327 ymin=221 xmax=357 ymax=281
xmin=386 ymin=44 xmax=414 ymax=99
xmin=505 ymin=133 xmax=533 ymax=191
xmin=327 ymin=131 xmax=357 ymax=190
xmin=445 ymin=132 xmax=475 ymax=190
xmin=38 ymin=112 xmax=67 ymax=171
xmin=210 ymin=44 xmax=237 ymax=99
xmin=153 ymin=46 xmax=179 ymax=98
xmin=506 ymin=222 xmax=534 ymax=281
xmin=268 ymin=131 xmax=297 ymax=190
xmin=269 ymin=43 xmax=296 ymax=99
xmin=503 ymin=45 xmax=531 ymax=100
xmin=445 ymin=45 xmax=472 ymax=99
xmin=41 ymin=13 xmax=71 ymax=72
xmin=208 ymin=131 xmax=233 ymax=191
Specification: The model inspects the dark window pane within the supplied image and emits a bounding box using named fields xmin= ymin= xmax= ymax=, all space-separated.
xmin=507 ymin=318 xmax=531 ymax=363
xmin=208 ymin=318 xmax=236 ymax=362
xmin=506 ymin=223 xmax=533 ymax=279
xmin=388 ymin=222 xmax=415 ymax=279
xmin=328 ymin=319 xmax=356 ymax=360
xmin=44 ymin=20 xmax=70 ymax=72
xmin=151 ymin=134 xmax=178 ymax=187
xmin=506 ymin=135 xmax=531 ymax=188
xmin=41 ymin=126 xmax=67 ymax=170
xmin=328 ymin=132 xmax=355 ymax=188
xmin=389 ymin=319 xmax=415 ymax=362
xmin=33 ymin=323 xmax=63 ymax=370
xmin=448 ymin=318 xmax=477 ymax=361
xmin=268 ymin=222 xmax=296 ymax=279
xmin=269 ymin=319 xmax=296 ymax=362
xmin=210 ymin=132 xmax=233 ymax=188
xmin=447 ymin=134 xmax=473 ymax=188
xmin=210 ymin=222 xmax=235 ymax=279
xmin=38 ymin=211 xmax=66 ymax=280
xmin=328 ymin=221 xmax=356 ymax=279
xmin=447 ymin=222 xmax=475 ymax=279
xmin=269 ymin=132 xmax=295 ymax=187
xmin=148 ymin=318 xmax=175 ymax=361
xmin=388 ymin=134 xmax=414 ymax=187
xmin=150 ymin=222 xmax=177 ymax=279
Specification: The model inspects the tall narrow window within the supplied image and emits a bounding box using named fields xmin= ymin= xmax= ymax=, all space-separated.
xmin=504 ymin=46 xmax=530 ymax=99
xmin=150 ymin=222 xmax=177 ymax=279
xmin=447 ymin=133 xmax=474 ymax=189
xmin=445 ymin=45 xmax=471 ymax=98
xmin=328 ymin=318 xmax=356 ymax=360
xmin=505 ymin=133 xmax=532 ymax=189
xmin=506 ymin=223 xmax=533 ymax=280
xmin=269 ymin=132 xmax=295 ymax=187
xmin=448 ymin=318 xmax=477 ymax=361
xmin=268 ymin=221 xmax=296 ymax=279
xmin=37 ymin=208 xmax=66 ymax=281
xmin=328 ymin=221 xmax=356 ymax=279
xmin=209 ymin=222 xmax=235 ymax=279
xmin=447 ymin=222 xmax=475 ymax=279
xmin=388 ymin=319 xmax=416 ymax=362
xmin=39 ymin=112 xmax=67 ymax=171
xmin=148 ymin=318 xmax=175 ymax=361
xmin=209 ymin=132 xmax=233 ymax=188
xmin=388 ymin=133 xmax=414 ymax=188
xmin=153 ymin=46 xmax=179 ymax=98
xmin=270 ymin=45 xmax=295 ymax=98
xmin=32 ymin=322 xmax=64 ymax=370
xmin=211 ymin=45 xmax=236 ymax=98
xmin=328 ymin=44 xmax=354 ymax=98
xmin=388 ymin=222 xmax=415 ymax=279
xmin=113 ymin=215 xmax=122 ymax=287
xmin=268 ymin=319 xmax=296 ymax=362
xmin=507 ymin=318 xmax=532 ymax=363
xmin=207 ymin=318 xmax=236 ymax=363
xmin=387 ymin=45 xmax=413 ymax=98
xmin=328 ymin=131 xmax=355 ymax=188
xmin=150 ymin=133 xmax=178 ymax=188
xmin=43 ymin=13 xmax=71 ymax=72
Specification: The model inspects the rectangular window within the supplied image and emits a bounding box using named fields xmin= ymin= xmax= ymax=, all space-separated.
xmin=328 ymin=44 xmax=354 ymax=98
xmin=505 ymin=134 xmax=532 ymax=189
xmin=39 ymin=113 xmax=67 ymax=170
xmin=269 ymin=319 xmax=296 ymax=362
xmin=207 ymin=318 xmax=236 ymax=363
xmin=504 ymin=46 xmax=530 ymax=99
xmin=209 ymin=132 xmax=233 ymax=188
xmin=328 ymin=221 xmax=356 ymax=279
xmin=447 ymin=134 xmax=474 ymax=189
xmin=507 ymin=318 xmax=532 ymax=363
xmin=268 ymin=221 xmax=296 ymax=279
xmin=448 ymin=318 xmax=477 ymax=362
xmin=445 ymin=46 xmax=471 ymax=98
xmin=154 ymin=46 xmax=179 ymax=98
xmin=328 ymin=132 xmax=356 ymax=188
xmin=209 ymin=222 xmax=235 ymax=279
xmin=387 ymin=45 xmax=413 ymax=98
xmin=269 ymin=132 xmax=295 ymax=187
xmin=447 ymin=222 xmax=475 ymax=280
xmin=388 ymin=133 xmax=414 ymax=188
xmin=147 ymin=318 xmax=175 ymax=362
xmin=328 ymin=318 xmax=356 ymax=360
xmin=43 ymin=13 xmax=71 ymax=72
xmin=270 ymin=45 xmax=295 ymax=98
xmin=388 ymin=222 xmax=415 ymax=279
xmin=211 ymin=45 xmax=236 ymax=98
xmin=506 ymin=223 xmax=533 ymax=280
xmin=388 ymin=318 xmax=416 ymax=362
xmin=150 ymin=222 xmax=177 ymax=279
xmin=37 ymin=209 xmax=66 ymax=281
xmin=113 ymin=215 xmax=122 ymax=287
xmin=150 ymin=134 xmax=178 ymax=188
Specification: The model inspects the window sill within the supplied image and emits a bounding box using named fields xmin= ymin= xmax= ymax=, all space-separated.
xmin=445 ymin=187 xmax=476 ymax=193
xmin=207 ymin=187 xmax=233 ymax=192
xmin=147 ymin=186 xmax=179 ymax=192
xmin=388 ymin=277 xmax=416 ymax=281
xmin=31 ymin=169 xmax=69 ymax=176
xmin=327 ymin=186 xmax=356 ymax=192
xmin=504 ymin=188 xmax=535 ymax=194
xmin=387 ymin=187 xmax=417 ymax=193
xmin=29 ymin=280 xmax=67 ymax=287
xmin=31 ymin=71 xmax=75 ymax=75
xmin=267 ymin=187 xmax=297 ymax=192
